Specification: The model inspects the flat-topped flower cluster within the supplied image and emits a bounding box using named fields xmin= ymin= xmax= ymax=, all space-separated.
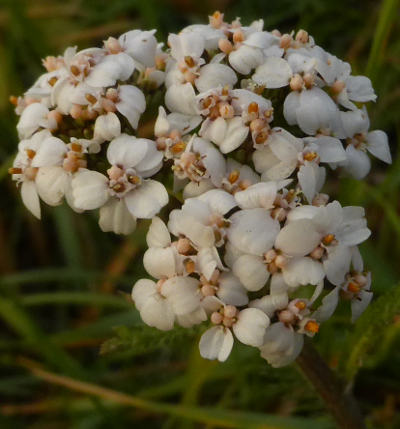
xmin=10 ymin=12 xmax=390 ymax=366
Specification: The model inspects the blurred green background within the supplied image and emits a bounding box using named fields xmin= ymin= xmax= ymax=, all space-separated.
xmin=0 ymin=0 xmax=400 ymax=428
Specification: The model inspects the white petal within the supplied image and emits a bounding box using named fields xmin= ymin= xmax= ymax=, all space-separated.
xmin=107 ymin=134 xmax=150 ymax=167
xmin=162 ymin=276 xmax=200 ymax=315
xmin=219 ymin=118 xmax=249 ymax=154
xmin=146 ymin=216 xmax=171 ymax=248
xmin=351 ymin=290 xmax=373 ymax=322
xmin=196 ymin=189 xmax=237 ymax=216
xmin=200 ymin=117 xmax=227 ymax=145
xmin=143 ymin=247 xmax=176 ymax=279
xmin=253 ymin=57 xmax=292 ymax=88
xmin=21 ymin=180 xmax=41 ymax=219
xmin=233 ymin=254 xmax=269 ymax=291
xmin=250 ymin=293 xmax=289 ymax=318
xmin=124 ymin=180 xmax=168 ymax=219
xmin=199 ymin=326 xmax=234 ymax=362
xmin=183 ymin=180 xmax=215 ymax=199
xmin=340 ymin=109 xmax=369 ymax=138
xmin=235 ymin=181 xmax=279 ymax=209
xmin=195 ymin=64 xmax=237 ymax=92
xmin=116 ymin=85 xmax=146 ymax=129
xmin=367 ymin=130 xmax=392 ymax=164
xmin=35 ymin=166 xmax=67 ymax=206
xmin=345 ymin=145 xmax=371 ymax=179
xmin=17 ymin=103 xmax=48 ymax=139
xmin=282 ymin=257 xmax=325 ymax=287
xmin=217 ymin=273 xmax=249 ymax=306
xmin=298 ymin=162 xmax=318 ymax=204
xmin=71 ymin=170 xmax=109 ymax=210
xmin=313 ymin=286 xmax=340 ymax=322
xmin=86 ymin=52 xmax=135 ymax=87
xmin=323 ymin=245 xmax=352 ymax=286
xmin=119 ymin=30 xmax=157 ymax=67
xmin=275 ymin=220 xmax=321 ymax=257
xmin=227 ymin=209 xmax=280 ymax=256
xmin=346 ymin=76 xmax=376 ymax=103
xmin=99 ymin=198 xmax=136 ymax=235
xmin=229 ymin=45 xmax=263 ymax=75
xmin=94 ymin=112 xmax=121 ymax=142
xmin=131 ymin=278 xmax=157 ymax=311
xmin=165 ymin=83 xmax=199 ymax=115
xmin=197 ymin=247 xmax=224 ymax=281
xmin=233 ymin=308 xmax=269 ymax=347
xmin=31 ymin=137 xmax=67 ymax=167
xmin=140 ymin=295 xmax=175 ymax=331
xmin=177 ymin=307 xmax=207 ymax=328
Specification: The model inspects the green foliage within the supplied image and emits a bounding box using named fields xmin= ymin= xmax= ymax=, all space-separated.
xmin=345 ymin=284 xmax=400 ymax=380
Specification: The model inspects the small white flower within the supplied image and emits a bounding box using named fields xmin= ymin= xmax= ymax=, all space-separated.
xmin=199 ymin=305 xmax=270 ymax=361
xmin=71 ymin=134 xmax=167 ymax=231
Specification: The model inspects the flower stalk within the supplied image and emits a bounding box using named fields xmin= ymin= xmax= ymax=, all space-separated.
xmin=296 ymin=340 xmax=366 ymax=429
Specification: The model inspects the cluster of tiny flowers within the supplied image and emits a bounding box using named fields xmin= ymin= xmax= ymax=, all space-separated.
xmin=11 ymin=12 xmax=391 ymax=367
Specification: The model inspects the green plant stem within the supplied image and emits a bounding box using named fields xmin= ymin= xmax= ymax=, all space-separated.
xmin=296 ymin=340 xmax=365 ymax=429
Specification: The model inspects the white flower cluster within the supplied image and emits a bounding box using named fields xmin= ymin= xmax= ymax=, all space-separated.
xmin=11 ymin=12 xmax=390 ymax=367
xmin=10 ymin=30 xmax=168 ymax=230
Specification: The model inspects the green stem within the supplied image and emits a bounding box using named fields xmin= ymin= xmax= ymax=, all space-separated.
xmin=296 ymin=340 xmax=365 ymax=429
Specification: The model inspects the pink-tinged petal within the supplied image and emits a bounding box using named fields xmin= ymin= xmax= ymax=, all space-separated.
xmin=199 ymin=326 xmax=234 ymax=362
xmin=233 ymin=254 xmax=269 ymax=291
xmin=125 ymin=179 xmax=168 ymax=219
xmin=71 ymin=170 xmax=109 ymax=210
xmin=146 ymin=217 xmax=171 ymax=248
xmin=233 ymin=308 xmax=270 ymax=347
xmin=21 ymin=180 xmax=41 ymax=219
xmin=275 ymin=220 xmax=321 ymax=257
xmin=99 ymin=198 xmax=136 ymax=235
xmin=367 ymin=130 xmax=392 ymax=164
